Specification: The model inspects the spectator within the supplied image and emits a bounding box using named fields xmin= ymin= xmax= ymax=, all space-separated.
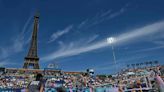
xmin=26 ymin=73 xmax=44 ymax=92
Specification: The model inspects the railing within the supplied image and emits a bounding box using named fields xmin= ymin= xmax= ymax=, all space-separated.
xmin=45 ymin=87 xmax=119 ymax=92
xmin=94 ymin=83 xmax=112 ymax=87
xmin=124 ymin=88 xmax=151 ymax=92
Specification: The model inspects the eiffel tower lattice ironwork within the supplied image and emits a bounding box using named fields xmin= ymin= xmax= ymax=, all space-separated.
xmin=23 ymin=13 xmax=40 ymax=69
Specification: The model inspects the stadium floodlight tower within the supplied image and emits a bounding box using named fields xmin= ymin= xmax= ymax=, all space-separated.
xmin=107 ymin=37 xmax=117 ymax=72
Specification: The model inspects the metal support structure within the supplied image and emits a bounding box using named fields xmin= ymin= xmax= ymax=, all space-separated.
xmin=111 ymin=45 xmax=117 ymax=72
xmin=23 ymin=13 xmax=40 ymax=69
xmin=111 ymin=45 xmax=116 ymax=65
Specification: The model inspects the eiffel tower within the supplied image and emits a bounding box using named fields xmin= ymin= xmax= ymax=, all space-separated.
xmin=23 ymin=13 xmax=40 ymax=69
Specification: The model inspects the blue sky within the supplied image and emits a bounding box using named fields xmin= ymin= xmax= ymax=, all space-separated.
xmin=0 ymin=0 xmax=164 ymax=74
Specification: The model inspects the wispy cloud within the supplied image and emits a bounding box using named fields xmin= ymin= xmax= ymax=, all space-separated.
xmin=21 ymin=15 xmax=33 ymax=37
xmin=0 ymin=48 xmax=8 ymax=59
xmin=153 ymin=40 xmax=164 ymax=45
xmin=115 ymin=21 xmax=164 ymax=45
xmin=78 ymin=4 xmax=129 ymax=29
xmin=0 ymin=60 xmax=10 ymax=66
xmin=0 ymin=36 xmax=24 ymax=61
xmin=134 ymin=40 xmax=164 ymax=53
xmin=0 ymin=15 xmax=32 ymax=60
xmin=56 ymin=34 xmax=99 ymax=51
xmin=42 ymin=20 xmax=164 ymax=62
xmin=48 ymin=25 xmax=73 ymax=43
xmin=48 ymin=4 xmax=129 ymax=43
xmin=92 ymin=53 xmax=148 ymax=72
xmin=0 ymin=39 xmax=23 ymax=61
xmin=86 ymin=34 xmax=99 ymax=44
xmin=136 ymin=46 xmax=164 ymax=52
xmin=42 ymin=35 xmax=102 ymax=61
xmin=0 ymin=59 xmax=17 ymax=67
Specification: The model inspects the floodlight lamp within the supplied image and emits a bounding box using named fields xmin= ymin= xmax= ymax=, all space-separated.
xmin=107 ymin=37 xmax=115 ymax=44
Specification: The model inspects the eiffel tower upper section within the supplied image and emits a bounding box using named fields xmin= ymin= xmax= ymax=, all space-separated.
xmin=23 ymin=13 xmax=40 ymax=69
xmin=26 ymin=13 xmax=39 ymax=59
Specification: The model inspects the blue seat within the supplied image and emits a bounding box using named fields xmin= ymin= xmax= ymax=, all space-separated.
xmin=95 ymin=88 xmax=105 ymax=92
xmin=45 ymin=88 xmax=57 ymax=92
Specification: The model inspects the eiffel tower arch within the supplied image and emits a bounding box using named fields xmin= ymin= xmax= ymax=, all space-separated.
xmin=23 ymin=13 xmax=40 ymax=69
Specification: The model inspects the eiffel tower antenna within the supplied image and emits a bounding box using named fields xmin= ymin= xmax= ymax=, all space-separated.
xmin=23 ymin=12 xmax=40 ymax=69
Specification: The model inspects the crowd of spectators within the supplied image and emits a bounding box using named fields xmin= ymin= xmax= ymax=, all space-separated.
xmin=0 ymin=65 xmax=163 ymax=92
